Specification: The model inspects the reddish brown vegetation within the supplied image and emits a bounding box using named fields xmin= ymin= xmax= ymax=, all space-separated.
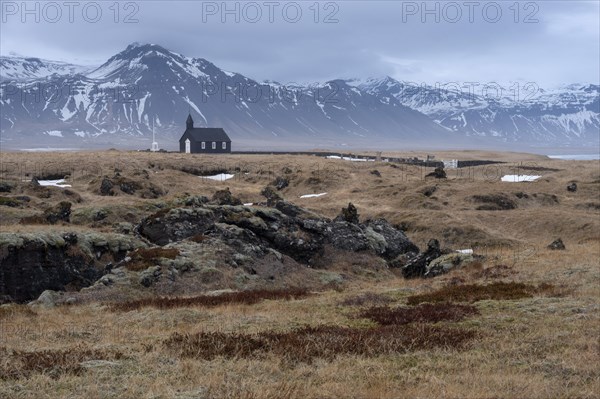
xmin=125 ymin=247 xmax=180 ymax=271
xmin=188 ymin=233 xmax=208 ymax=243
xmin=163 ymin=324 xmax=478 ymax=362
xmin=0 ymin=346 xmax=123 ymax=380
xmin=359 ymin=303 xmax=480 ymax=326
xmin=407 ymin=282 xmax=555 ymax=305
xmin=111 ymin=288 xmax=311 ymax=311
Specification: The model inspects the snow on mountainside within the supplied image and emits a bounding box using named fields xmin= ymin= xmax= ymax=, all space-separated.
xmin=0 ymin=56 xmax=93 ymax=81
xmin=357 ymin=77 xmax=599 ymax=145
xmin=0 ymin=43 xmax=598 ymax=148
xmin=0 ymin=43 xmax=452 ymax=148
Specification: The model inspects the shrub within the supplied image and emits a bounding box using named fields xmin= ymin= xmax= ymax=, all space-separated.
xmin=111 ymin=288 xmax=310 ymax=311
xmin=0 ymin=346 xmax=123 ymax=380
xmin=359 ymin=303 xmax=479 ymax=325
xmin=163 ymin=324 xmax=478 ymax=362
xmin=407 ymin=282 xmax=555 ymax=305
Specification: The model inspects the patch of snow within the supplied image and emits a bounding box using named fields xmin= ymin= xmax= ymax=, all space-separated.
xmin=137 ymin=93 xmax=150 ymax=122
xmin=202 ymin=173 xmax=234 ymax=181
xmin=38 ymin=179 xmax=71 ymax=188
xmin=184 ymin=96 xmax=207 ymax=123
xmin=243 ymin=203 xmax=254 ymax=206
xmin=456 ymin=249 xmax=473 ymax=254
xmin=45 ymin=130 xmax=63 ymax=137
xmin=548 ymin=154 xmax=600 ymax=160
xmin=501 ymin=175 xmax=541 ymax=182
xmin=326 ymin=155 xmax=374 ymax=162
xmin=300 ymin=193 xmax=327 ymax=198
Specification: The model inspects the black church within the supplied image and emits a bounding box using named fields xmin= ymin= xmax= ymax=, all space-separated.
xmin=179 ymin=114 xmax=232 ymax=154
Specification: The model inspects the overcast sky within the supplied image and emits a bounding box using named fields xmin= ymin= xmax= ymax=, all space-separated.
xmin=1 ymin=1 xmax=598 ymax=88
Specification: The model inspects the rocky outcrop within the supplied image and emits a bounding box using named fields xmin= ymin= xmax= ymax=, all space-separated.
xmin=273 ymin=176 xmax=289 ymax=190
xmin=424 ymin=253 xmax=477 ymax=278
xmin=44 ymin=201 xmax=72 ymax=224
xmin=0 ymin=182 xmax=14 ymax=193
xmin=548 ymin=238 xmax=566 ymax=250
xmin=95 ymin=174 xmax=165 ymax=198
xmin=0 ymin=232 xmax=142 ymax=303
xmin=138 ymin=200 xmax=418 ymax=267
xmin=567 ymin=183 xmax=577 ymax=192
xmin=211 ymin=188 xmax=242 ymax=206
xmin=401 ymin=239 xmax=442 ymax=278
xmin=335 ymin=203 xmax=359 ymax=224
xmin=261 ymin=186 xmax=283 ymax=206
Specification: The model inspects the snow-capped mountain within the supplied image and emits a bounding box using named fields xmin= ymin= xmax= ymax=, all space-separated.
xmin=358 ymin=77 xmax=599 ymax=145
xmin=0 ymin=56 xmax=92 ymax=81
xmin=0 ymin=44 xmax=452 ymax=148
xmin=1 ymin=43 xmax=598 ymax=149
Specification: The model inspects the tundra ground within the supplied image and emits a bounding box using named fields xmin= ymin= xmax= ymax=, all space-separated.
xmin=0 ymin=150 xmax=598 ymax=398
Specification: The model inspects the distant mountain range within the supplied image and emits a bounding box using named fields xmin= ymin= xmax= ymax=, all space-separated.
xmin=355 ymin=77 xmax=599 ymax=145
xmin=1 ymin=43 xmax=598 ymax=150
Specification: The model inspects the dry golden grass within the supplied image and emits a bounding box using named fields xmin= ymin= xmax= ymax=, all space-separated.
xmin=0 ymin=150 xmax=599 ymax=398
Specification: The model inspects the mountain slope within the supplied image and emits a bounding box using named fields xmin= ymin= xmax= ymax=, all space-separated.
xmin=358 ymin=77 xmax=600 ymax=145
xmin=1 ymin=44 xmax=598 ymax=149
xmin=0 ymin=44 xmax=453 ymax=148
xmin=0 ymin=56 xmax=92 ymax=81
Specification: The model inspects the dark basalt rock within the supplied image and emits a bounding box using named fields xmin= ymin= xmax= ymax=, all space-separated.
xmin=426 ymin=167 xmax=447 ymax=179
xmin=548 ymin=238 xmax=566 ymax=250
xmin=273 ymin=176 xmax=289 ymax=190
xmin=275 ymin=201 xmax=304 ymax=217
xmin=0 ymin=232 xmax=137 ymax=303
xmin=363 ymin=219 xmax=420 ymax=259
xmin=138 ymin=207 xmax=216 ymax=246
xmin=335 ymin=202 xmax=359 ymax=224
xmin=0 ymin=182 xmax=14 ymax=193
xmin=325 ymin=221 xmax=369 ymax=252
xmin=100 ymin=177 xmax=114 ymax=196
xmin=422 ymin=186 xmax=438 ymax=197
xmin=402 ymin=239 xmax=441 ymax=278
xmin=261 ymin=185 xmax=283 ymax=206
xmin=119 ymin=182 xmax=137 ymax=195
xmin=567 ymin=182 xmax=577 ymax=192
xmin=44 ymin=201 xmax=72 ymax=224
xmin=138 ymin=200 xmax=419 ymax=267
xmin=211 ymin=188 xmax=242 ymax=206
xmin=98 ymin=175 xmax=163 ymax=198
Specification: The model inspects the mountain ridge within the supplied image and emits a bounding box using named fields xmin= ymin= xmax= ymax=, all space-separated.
xmin=1 ymin=43 xmax=598 ymax=149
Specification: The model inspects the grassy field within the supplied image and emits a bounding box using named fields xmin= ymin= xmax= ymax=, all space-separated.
xmin=0 ymin=150 xmax=599 ymax=398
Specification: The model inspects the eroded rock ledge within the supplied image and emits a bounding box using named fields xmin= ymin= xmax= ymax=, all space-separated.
xmin=0 ymin=232 xmax=142 ymax=303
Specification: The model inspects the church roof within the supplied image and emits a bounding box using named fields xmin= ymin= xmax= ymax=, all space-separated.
xmin=184 ymin=128 xmax=231 ymax=142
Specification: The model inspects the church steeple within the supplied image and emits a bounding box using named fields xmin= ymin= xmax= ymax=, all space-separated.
xmin=186 ymin=113 xmax=194 ymax=130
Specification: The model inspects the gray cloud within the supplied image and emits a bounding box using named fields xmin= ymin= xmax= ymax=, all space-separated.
xmin=1 ymin=0 xmax=598 ymax=87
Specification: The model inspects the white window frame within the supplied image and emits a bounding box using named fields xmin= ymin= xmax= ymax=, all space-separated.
xmin=222 ymin=142 xmax=227 ymax=150
xmin=212 ymin=142 xmax=216 ymax=149
xmin=201 ymin=142 xmax=205 ymax=149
